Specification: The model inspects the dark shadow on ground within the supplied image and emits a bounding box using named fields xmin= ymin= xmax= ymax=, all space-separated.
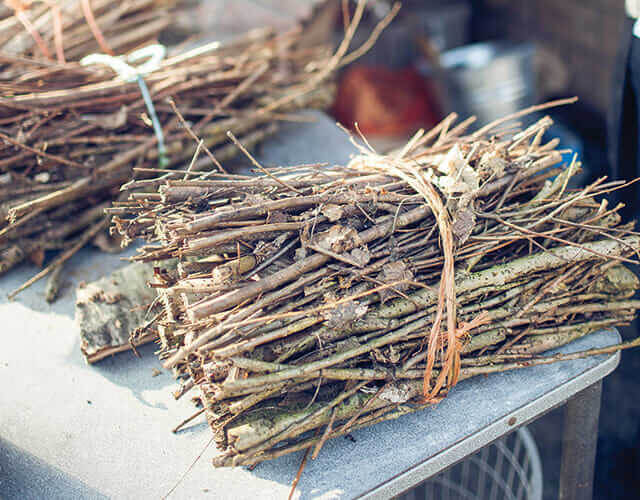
xmin=88 ymin=341 xmax=176 ymax=410
xmin=0 ymin=437 xmax=106 ymax=500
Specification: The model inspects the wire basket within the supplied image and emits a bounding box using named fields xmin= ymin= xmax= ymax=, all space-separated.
xmin=397 ymin=427 xmax=543 ymax=500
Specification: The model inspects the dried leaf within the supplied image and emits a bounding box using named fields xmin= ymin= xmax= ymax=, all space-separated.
xmin=211 ymin=265 xmax=235 ymax=285
xmin=435 ymin=144 xmax=480 ymax=196
xmin=437 ymin=144 xmax=466 ymax=176
xmin=322 ymin=300 xmax=368 ymax=331
xmin=321 ymin=204 xmax=343 ymax=222
xmin=452 ymin=206 xmax=475 ymax=245
xmin=350 ymin=246 xmax=371 ymax=267
xmin=378 ymin=261 xmax=414 ymax=303
xmin=478 ymin=149 xmax=508 ymax=178
xmin=316 ymin=225 xmax=362 ymax=253
xmin=379 ymin=381 xmax=413 ymax=404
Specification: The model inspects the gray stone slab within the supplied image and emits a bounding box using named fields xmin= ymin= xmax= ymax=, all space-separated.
xmin=0 ymin=113 xmax=622 ymax=499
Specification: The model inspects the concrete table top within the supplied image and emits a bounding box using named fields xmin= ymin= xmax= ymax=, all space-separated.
xmin=0 ymin=113 xmax=622 ymax=499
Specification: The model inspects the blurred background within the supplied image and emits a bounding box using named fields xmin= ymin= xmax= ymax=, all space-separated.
xmin=180 ymin=1 xmax=637 ymax=498
xmin=181 ymin=0 xmax=622 ymax=185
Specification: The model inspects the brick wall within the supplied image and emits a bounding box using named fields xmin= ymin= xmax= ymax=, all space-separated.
xmin=488 ymin=0 xmax=627 ymax=113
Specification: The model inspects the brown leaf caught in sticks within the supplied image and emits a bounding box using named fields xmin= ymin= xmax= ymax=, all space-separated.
xmin=378 ymin=261 xmax=414 ymax=303
xmin=322 ymin=300 xmax=368 ymax=331
xmin=320 ymin=204 xmax=343 ymax=222
xmin=451 ymin=206 xmax=476 ymax=245
xmin=315 ymin=224 xmax=363 ymax=253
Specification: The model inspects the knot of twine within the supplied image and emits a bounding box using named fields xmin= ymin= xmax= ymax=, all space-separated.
xmin=81 ymin=44 xmax=168 ymax=167
xmin=345 ymin=125 xmax=489 ymax=400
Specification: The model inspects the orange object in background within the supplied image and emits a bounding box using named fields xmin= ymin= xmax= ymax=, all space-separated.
xmin=331 ymin=65 xmax=442 ymax=137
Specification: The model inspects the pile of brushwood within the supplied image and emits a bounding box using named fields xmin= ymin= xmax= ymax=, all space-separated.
xmin=0 ymin=0 xmax=181 ymax=62
xmin=0 ymin=0 xmax=397 ymax=297
xmin=112 ymin=101 xmax=640 ymax=468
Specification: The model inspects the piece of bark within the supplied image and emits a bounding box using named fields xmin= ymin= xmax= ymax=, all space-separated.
xmin=77 ymin=262 xmax=156 ymax=364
